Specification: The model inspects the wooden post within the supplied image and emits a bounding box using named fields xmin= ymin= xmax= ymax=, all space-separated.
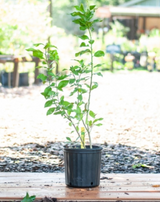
xmin=131 ymin=18 xmax=134 ymax=40
xmin=143 ymin=17 xmax=146 ymax=32
xmin=13 ymin=58 xmax=19 ymax=88
xmin=8 ymin=72 xmax=11 ymax=88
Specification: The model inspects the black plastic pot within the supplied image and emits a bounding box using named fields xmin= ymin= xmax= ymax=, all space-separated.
xmin=64 ymin=145 xmax=102 ymax=188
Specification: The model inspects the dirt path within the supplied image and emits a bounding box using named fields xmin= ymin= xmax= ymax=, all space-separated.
xmin=0 ymin=71 xmax=160 ymax=151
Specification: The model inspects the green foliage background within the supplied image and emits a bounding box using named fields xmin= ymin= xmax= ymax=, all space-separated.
xmin=51 ymin=0 xmax=130 ymax=34
xmin=0 ymin=0 xmax=130 ymax=55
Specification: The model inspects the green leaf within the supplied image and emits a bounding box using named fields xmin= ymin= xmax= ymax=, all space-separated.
xmin=47 ymin=107 xmax=55 ymax=115
xmin=67 ymin=109 xmax=71 ymax=115
xmin=75 ymin=49 xmax=91 ymax=57
xmin=89 ymin=120 xmax=93 ymax=127
xmin=70 ymin=88 xmax=78 ymax=96
xmin=77 ymin=101 xmax=83 ymax=107
xmin=48 ymin=50 xmax=59 ymax=61
xmin=57 ymin=75 xmax=68 ymax=80
xmin=74 ymin=59 xmax=84 ymax=67
xmin=80 ymin=26 xmax=87 ymax=31
xmin=60 ymin=96 xmax=64 ymax=101
xmin=76 ymin=106 xmax=81 ymax=114
xmin=33 ymin=50 xmax=44 ymax=59
xmin=85 ymin=83 xmax=90 ymax=89
xmin=76 ymin=126 xmax=79 ymax=132
xmin=71 ymin=11 xmax=82 ymax=17
xmin=74 ymin=5 xmax=81 ymax=11
xmin=37 ymin=74 xmax=47 ymax=82
xmin=93 ymin=118 xmax=103 ymax=123
xmin=94 ymin=50 xmax=105 ymax=57
xmin=72 ymin=18 xmax=82 ymax=24
xmin=62 ymin=101 xmax=70 ymax=107
xmin=44 ymin=100 xmax=53 ymax=108
xmin=41 ymin=87 xmax=52 ymax=99
xmin=44 ymin=43 xmax=57 ymax=49
xmin=80 ymin=42 xmax=88 ymax=47
xmin=92 ymin=19 xmax=100 ymax=24
xmin=69 ymin=122 xmax=72 ymax=126
xmin=77 ymin=94 xmax=82 ymax=101
xmin=89 ymin=40 xmax=94 ymax=44
xmin=66 ymin=137 xmax=72 ymax=141
xmin=132 ymin=163 xmax=150 ymax=169
xmin=69 ymin=79 xmax=75 ymax=84
xmin=48 ymin=91 xmax=56 ymax=96
xmin=94 ymin=72 xmax=103 ymax=77
xmin=94 ymin=64 xmax=103 ymax=68
xmin=91 ymin=82 xmax=98 ymax=90
xmin=21 ymin=192 xmax=36 ymax=202
xmin=54 ymin=111 xmax=65 ymax=116
xmin=79 ymin=35 xmax=89 ymax=40
xmin=95 ymin=123 xmax=102 ymax=126
xmin=90 ymin=5 xmax=96 ymax=10
xmin=70 ymin=65 xmax=80 ymax=75
xmin=57 ymin=80 xmax=69 ymax=91
xmin=80 ymin=4 xmax=85 ymax=13
xmin=47 ymin=71 xmax=55 ymax=77
xmin=78 ymin=88 xmax=87 ymax=94
xmin=26 ymin=48 xmax=36 ymax=52
xmin=74 ymin=4 xmax=85 ymax=13
xmin=36 ymin=66 xmax=45 ymax=69
xmin=89 ymin=110 xmax=96 ymax=118
xmin=33 ymin=43 xmax=44 ymax=47
xmin=84 ymin=69 xmax=92 ymax=74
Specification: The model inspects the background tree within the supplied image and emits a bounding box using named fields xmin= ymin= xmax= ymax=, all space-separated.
xmin=0 ymin=0 xmax=51 ymax=55
xmin=51 ymin=0 xmax=131 ymax=35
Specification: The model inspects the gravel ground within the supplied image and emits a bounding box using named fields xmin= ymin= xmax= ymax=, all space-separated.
xmin=0 ymin=71 xmax=160 ymax=173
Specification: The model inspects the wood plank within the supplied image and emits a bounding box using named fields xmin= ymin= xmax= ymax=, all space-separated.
xmin=0 ymin=189 xmax=160 ymax=200
xmin=0 ymin=173 xmax=160 ymax=201
xmin=0 ymin=181 xmax=160 ymax=188
xmin=1 ymin=172 xmax=160 ymax=179
xmin=12 ymin=58 xmax=19 ymax=87
xmin=0 ymin=180 xmax=160 ymax=191
xmin=1 ymin=187 xmax=160 ymax=193
xmin=1 ymin=175 xmax=160 ymax=184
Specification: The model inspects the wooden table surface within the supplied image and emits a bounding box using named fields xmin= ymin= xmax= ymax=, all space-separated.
xmin=0 ymin=173 xmax=160 ymax=201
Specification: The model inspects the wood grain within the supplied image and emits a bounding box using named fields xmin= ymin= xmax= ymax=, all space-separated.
xmin=0 ymin=173 xmax=160 ymax=201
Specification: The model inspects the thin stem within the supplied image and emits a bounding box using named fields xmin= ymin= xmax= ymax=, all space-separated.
xmin=67 ymin=117 xmax=83 ymax=143
xmin=82 ymin=119 xmax=89 ymax=134
xmin=85 ymin=27 xmax=94 ymax=149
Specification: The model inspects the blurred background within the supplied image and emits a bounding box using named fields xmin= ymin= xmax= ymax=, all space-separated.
xmin=0 ymin=0 xmax=160 ymax=173
xmin=0 ymin=0 xmax=160 ymax=87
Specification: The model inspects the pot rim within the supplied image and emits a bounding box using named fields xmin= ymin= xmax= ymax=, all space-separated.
xmin=64 ymin=145 xmax=102 ymax=153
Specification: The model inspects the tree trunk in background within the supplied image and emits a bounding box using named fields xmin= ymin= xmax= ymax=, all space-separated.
xmin=48 ymin=0 xmax=52 ymax=44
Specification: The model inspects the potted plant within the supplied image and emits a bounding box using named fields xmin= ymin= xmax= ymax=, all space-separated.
xmin=27 ymin=3 xmax=104 ymax=188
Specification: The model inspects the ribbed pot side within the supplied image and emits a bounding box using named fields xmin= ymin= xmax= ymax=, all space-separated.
xmin=64 ymin=146 xmax=102 ymax=188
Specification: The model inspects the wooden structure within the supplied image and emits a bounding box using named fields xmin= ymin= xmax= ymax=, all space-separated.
xmin=0 ymin=55 xmax=40 ymax=87
xmin=96 ymin=0 xmax=160 ymax=40
xmin=0 ymin=173 xmax=160 ymax=201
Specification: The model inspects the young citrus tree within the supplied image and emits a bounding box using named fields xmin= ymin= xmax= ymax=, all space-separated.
xmin=27 ymin=3 xmax=104 ymax=149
